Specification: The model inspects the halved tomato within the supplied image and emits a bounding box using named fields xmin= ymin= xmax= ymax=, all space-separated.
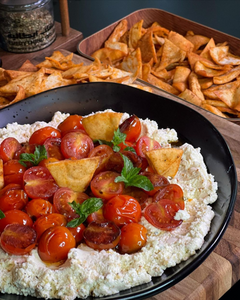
xmin=0 ymin=137 xmax=22 ymax=163
xmin=29 ymin=126 xmax=61 ymax=145
xmin=153 ymin=184 xmax=184 ymax=210
xmin=136 ymin=136 xmax=161 ymax=158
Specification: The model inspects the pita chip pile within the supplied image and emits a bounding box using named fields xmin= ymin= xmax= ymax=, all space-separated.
xmin=92 ymin=19 xmax=240 ymax=118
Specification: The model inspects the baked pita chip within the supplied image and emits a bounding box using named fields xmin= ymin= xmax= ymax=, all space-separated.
xmin=18 ymin=60 xmax=38 ymax=72
xmin=214 ymin=81 xmax=240 ymax=109
xmin=91 ymin=48 xmax=126 ymax=64
xmin=213 ymin=65 xmax=240 ymax=85
xmin=147 ymin=73 xmax=179 ymax=95
xmin=128 ymin=19 xmax=144 ymax=49
xmin=185 ymin=31 xmax=210 ymax=52
xmin=172 ymin=66 xmax=191 ymax=92
xmin=210 ymin=46 xmax=240 ymax=65
xmin=104 ymin=40 xmax=128 ymax=55
xmin=198 ymin=78 xmax=213 ymax=89
xmin=4 ymin=70 xmax=34 ymax=81
xmin=194 ymin=61 xmax=230 ymax=77
xmin=178 ymin=89 xmax=203 ymax=106
xmin=119 ymin=48 xmax=142 ymax=78
xmin=201 ymin=103 xmax=227 ymax=118
xmin=40 ymin=71 xmax=76 ymax=92
xmin=168 ymin=31 xmax=194 ymax=53
xmin=107 ymin=19 xmax=128 ymax=43
xmin=0 ymin=159 xmax=4 ymax=189
xmin=137 ymin=30 xmax=157 ymax=63
xmin=188 ymin=72 xmax=205 ymax=100
xmin=82 ymin=111 xmax=123 ymax=141
xmin=47 ymin=157 xmax=100 ymax=193
xmin=145 ymin=148 xmax=183 ymax=178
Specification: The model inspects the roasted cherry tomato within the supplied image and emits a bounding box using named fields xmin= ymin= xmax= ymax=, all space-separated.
xmin=67 ymin=223 xmax=85 ymax=245
xmin=0 ymin=223 xmax=37 ymax=255
xmin=103 ymin=195 xmax=142 ymax=227
xmin=33 ymin=213 xmax=67 ymax=240
xmin=83 ymin=221 xmax=121 ymax=250
xmin=23 ymin=166 xmax=58 ymax=199
xmin=29 ymin=126 xmax=61 ymax=145
xmin=3 ymin=159 xmax=26 ymax=185
xmin=153 ymin=184 xmax=184 ymax=210
xmin=142 ymin=172 xmax=170 ymax=196
xmin=25 ymin=198 xmax=55 ymax=219
xmin=57 ymin=115 xmax=85 ymax=136
xmin=61 ymin=131 xmax=94 ymax=159
xmin=136 ymin=136 xmax=161 ymax=158
xmin=88 ymin=144 xmax=114 ymax=174
xmin=123 ymin=186 xmax=152 ymax=210
xmin=87 ymin=207 xmax=106 ymax=224
xmin=38 ymin=225 xmax=76 ymax=263
xmin=118 ymin=223 xmax=147 ymax=254
xmin=0 ymin=137 xmax=22 ymax=163
xmin=0 ymin=209 xmax=33 ymax=234
xmin=90 ymin=171 xmax=124 ymax=200
xmin=144 ymin=199 xmax=182 ymax=231
xmin=53 ymin=187 xmax=89 ymax=220
xmin=119 ymin=115 xmax=141 ymax=142
xmin=14 ymin=143 xmax=36 ymax=167
xmin=43 ymin=137 xmax=64 ymax=160
xmin=0 ymin=183 xmax=28 ymax=212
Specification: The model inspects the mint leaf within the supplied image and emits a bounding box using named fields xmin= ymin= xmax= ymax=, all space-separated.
xmin=19 ymin=145 xmax=48 ymax=167
xmin=67 ymin=197 xmax=103 ymax=227
xmin=115 ymin=154 xmax=154 ymax=191
xmin=0 ymin=210 xmax=5 ymax=219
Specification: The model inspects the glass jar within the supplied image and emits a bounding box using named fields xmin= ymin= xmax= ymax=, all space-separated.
xmin=0 ymin=0 xmax=56 ymax=53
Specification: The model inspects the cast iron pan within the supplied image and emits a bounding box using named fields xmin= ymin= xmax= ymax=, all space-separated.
xmin=0 ymin=83 xmax=237 ymax=300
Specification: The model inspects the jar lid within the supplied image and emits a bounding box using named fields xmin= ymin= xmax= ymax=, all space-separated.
xmin=0 ymin=0 xmax=48 ymax=8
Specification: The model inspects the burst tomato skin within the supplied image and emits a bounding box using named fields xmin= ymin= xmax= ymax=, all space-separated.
xmin=87 ymin=207 xmax=106 ymax=224
xmin=25 ymin=198 xmax=55 ymax=219
xmin=0 ymin=184 xmax=28 ymax=212
xmin=103 ymin=195 xmax=142 ymax=227
xmin=33 ymin=213 xmax=67 ymax=240
xmin=142 ymin=172 xmax=170 ymax=196
xmin=0 ymin=223 xmax=37 ymax=255
xmin=29 ymin=126 xmax=61 ymax=145
xmin=67 ymin=223 xmax=85 ymax=245
xmin=53 ymin=187 xmax=89 ymax=220
xmin=0 ymin=209 xmax=33 ymax=234
xmin=0 ymin=137 xmax=22 ymax=163
xmin=118 ymin=223 xmax=147 ymax=254
xmin=119 ymin=115 xmax=141 ymax=142
xmin=90 ymin=171 xmax=124 ymax=200
xmin=3 ymin=160 xmax=26 ymax=185
xmin=61 ymin=131 xmax=94 ymax=159
xmin=57 ymin=115 xmax=85 ymax=136
xmin=38 ymin=225 xmax=76 ymax=263
xmin=83 ymin=221 xmax=121 ymax=250
xmin=136 ymin=136 xmax=161 ymax=158
xmin=88 ymin=144 xmax=114 ymax=174
xmin=43 ymin=137 xmax=64 ymax=160
xmin=23 ymin=166 xmax=58 ymax=199
xmin=144 ymin=199 xmax=182 ymax=231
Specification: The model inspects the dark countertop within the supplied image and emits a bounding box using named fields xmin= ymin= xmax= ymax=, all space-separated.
xmin=53 ymin=0 xmax=240 ymax=39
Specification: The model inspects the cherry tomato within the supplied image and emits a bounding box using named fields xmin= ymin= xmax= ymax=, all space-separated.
xmin=0 ymin=184 xmax=28 ymax=212
xmin=38 ymin=225 xmax=76 ymax=263
xmin=142 ymin=172 xmax=170 ymax=196
xmin=88 ymin=144 xmax=114 ymax=174
xmin=43 ymin=137 xmax=64 ymax=160
xmin=23 ymin=166 xmax=58 ymax=199
xmin=14 ymin=143 xmax=36 ymax=167
xmin=144 ymin=199 xmax=182 ymax=231
xmin=0 ymin=209 xmax=33 ymax=234
xmin=103 ymin=195 xmax=141 ymax=227
xmin=123 ymin=186 xmax=152 ymax=210
xmin=83 ymin=221 xmax=120 ymax=250
xmin=61 ymin=131 xmax=94 ymax=159
xmin=87 ymin=207 xmax=106 ymax=224
xmin=33 ymin=213 xmax=67 ymax=240
xmin=122 ymin=151 xmax=148 ymax=172
xmin=136 ymin=136 xmax=161 ymax=158
xmin=105 ymin=152 xmax=124 ymax=173
xmin=90 ymin=171 xmax=124 ymax=200
xmin=38 ymin=157 xmax=59 ymax=168
xmin=119 ymin=115 xmax=141 ymax=142
xmin=118 ymin=141 xmax=135 ymax=152
xmin=53 ymin=187 xmax=89 ymax=220
xmin=3 ymin=159 xmax=26 ymax=185
xmin=57 ymin=115 xmax=85 ymax=136
xmin=0 ymin=137 xmax=22 ymax=163
xmin=29 ymin=126 xmax=61 ymax=145
xmin=118 ymin=223 xmax=147 ymax=254
xmin=153 ymin=184 xmax=184 ymax=210
xmin=25 ymin=198 xmax=55 ymax=219
xmin=68 ymin=223 xmax=85 ymax=245
xmin=0 ymin=223 xmax=37 ymax=255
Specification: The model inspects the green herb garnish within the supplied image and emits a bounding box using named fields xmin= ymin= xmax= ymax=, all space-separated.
xmin=95 ymin=128 xmax=135 ymax=153
xmin=0 ymin=210 xmax=5 ymax=219
xmin=115 ymin=154 xmax=154 ymax=191
xmin=67 ymin=197 xmax=103 ymax=227
xmin=19 ymin=145 xmax=48 ymax=167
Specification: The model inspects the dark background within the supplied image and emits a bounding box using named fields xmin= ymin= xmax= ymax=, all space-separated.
xmin=53 ymin=0 xmax=240 ymax=39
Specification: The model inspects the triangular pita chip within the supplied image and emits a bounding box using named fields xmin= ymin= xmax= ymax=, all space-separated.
xmin=82 ymin=111 xmax=123 ymax=141
xmin=145 ymin=148 xmax=183 ymax=178
xmin=47 ymin=157 xmax=100 ymax=192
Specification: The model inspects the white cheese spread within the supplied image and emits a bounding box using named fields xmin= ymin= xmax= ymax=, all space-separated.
xmin=0 ymin=110 xmax=218 ymax=300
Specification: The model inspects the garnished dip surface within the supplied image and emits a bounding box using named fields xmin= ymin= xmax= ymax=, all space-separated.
xmin=0 ymin=110 xmax=217 ymax=299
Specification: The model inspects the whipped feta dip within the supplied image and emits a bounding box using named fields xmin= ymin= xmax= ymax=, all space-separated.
xmin=0 ymin=110 xmax=218 ymax=300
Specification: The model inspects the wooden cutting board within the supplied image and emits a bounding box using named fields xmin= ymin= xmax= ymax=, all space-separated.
xmin=0 ymin=47 xmax=239 ymax=300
